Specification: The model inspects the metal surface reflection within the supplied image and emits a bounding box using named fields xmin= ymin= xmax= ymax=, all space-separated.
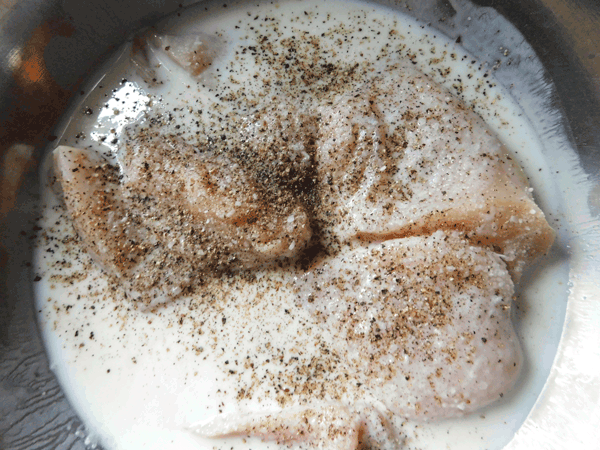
xmin=0 ymin=1 xmax=598 ymax=449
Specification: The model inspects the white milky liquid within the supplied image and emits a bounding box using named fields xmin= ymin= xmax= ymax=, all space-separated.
xmin=33 ymin=1 xmax=568 ymax=449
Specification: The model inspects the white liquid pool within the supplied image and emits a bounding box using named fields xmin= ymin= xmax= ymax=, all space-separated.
xmin=33 ymin=1 xmax=569 ymax=449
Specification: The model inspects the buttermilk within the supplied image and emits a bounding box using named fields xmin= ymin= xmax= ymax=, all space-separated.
xmin=34 ymin=1 xmax=558 ymax=449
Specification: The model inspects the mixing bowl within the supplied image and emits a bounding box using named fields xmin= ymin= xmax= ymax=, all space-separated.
xmin=1 ymin=0 xmax=599 ymax=449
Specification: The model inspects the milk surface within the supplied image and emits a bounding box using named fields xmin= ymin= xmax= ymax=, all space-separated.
xmin=34 ymin=1 xmax=568 ymax=449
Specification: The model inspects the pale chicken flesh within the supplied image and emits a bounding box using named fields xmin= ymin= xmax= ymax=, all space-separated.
xmin=190 ymin=405 xmax=361 ymax=450
xmin=296 ymin=231 xmax=522 ymax=421
xmin=54 ymin=141 xmax=311 ymax=306
xmin=193 ymin=232 xmax=522 ymax=447
xmin=191 ymin=403 xmax=402 ymax=450
xmin=315 ymin=63 xmax=554 ymax=278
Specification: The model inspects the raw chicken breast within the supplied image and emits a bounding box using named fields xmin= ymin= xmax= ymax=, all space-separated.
xmin=297 ymin=231 xmax=522 ymax=421
xmin=191 ymin=403 xmax=402 ymax=450
xmin=188 ymin=231 xmax=521 ymax=447
xmin=54 ymin=142 xmax=311 ymax=305
xmin=191 ymin=405 xmax=361 ymax=450
xmin=236 ymin=98 xmax=317 ymax=186
xmin=120 ymin=134 xmax=311 ymax=262
xmin=315 ymin=63 xmax=554 ymax=277
xmin=53 ymin=146 xmax=150 ymax=277
xmin=149 ymin=32 xmax=224 ymax=76
xmin=131 ymin=30 xmax=225 ymax=84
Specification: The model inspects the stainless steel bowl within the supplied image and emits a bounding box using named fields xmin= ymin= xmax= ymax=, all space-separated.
xmin=1 ymin=1 xmax=599 ymax=449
